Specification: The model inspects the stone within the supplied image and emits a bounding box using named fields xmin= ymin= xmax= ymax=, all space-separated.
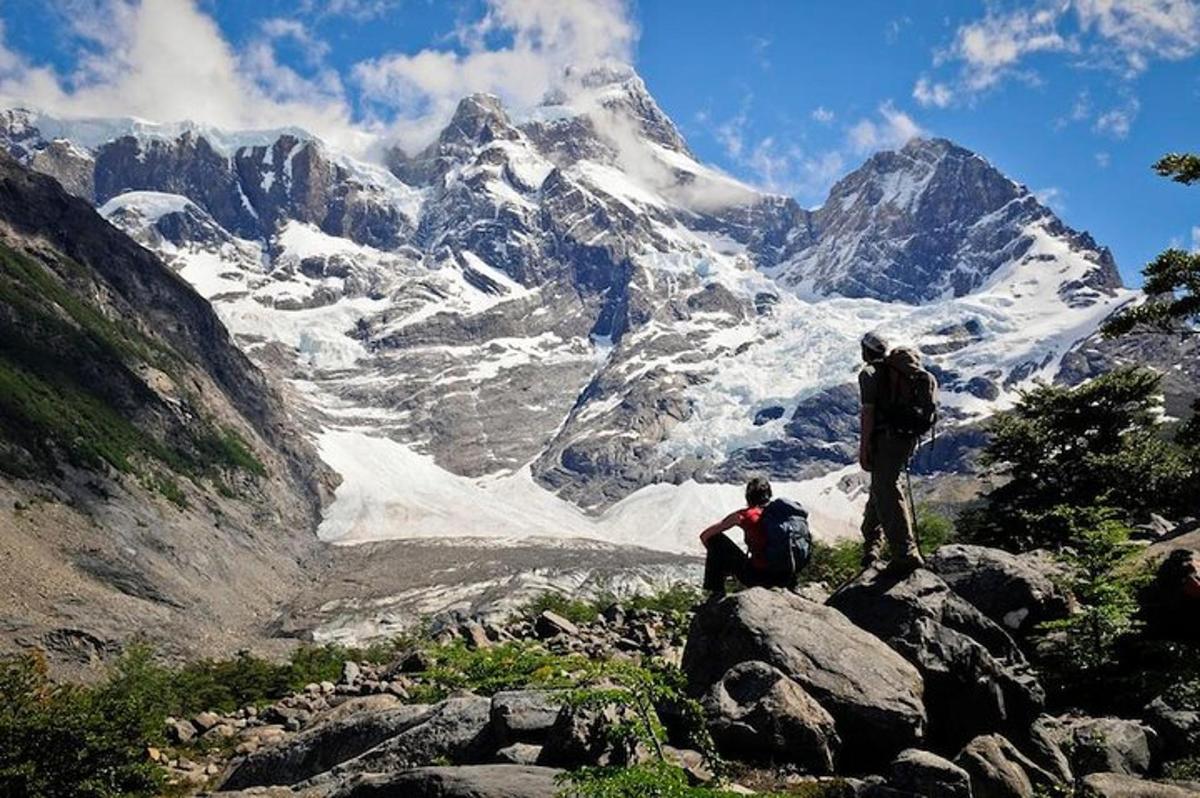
xmin=1064 ymin=717 xmax=1159 ymax=777
xmin=889 ymin=748 xmax=972 ymax=798
xmin=494 ymin=743 xmax=543 ymax=765
xmin=219 ymin=703 xmax=435 ymax=789
xmin=534 ymin=610 xmax=579 ymax=639
xmin=1080 ymin=773 xmax=1200 ymax=798
xmin=167 ymin=719 xmax=197 ymax=744
xmin=927 ymin=545 xmax=1071 ymax=633
xmin=955 ymin=734 xmax=1057 ymax=798
xmin=340 ymin=661 xmax=361 ymax=686
xmin=326 ymin=765 xmax=563 ymax=798
xmin=193 ymin=711 xmax=222 ymax=732
xmin=321 ymin=695 xmax=495 ymax=779
xmin=1145 ymin=693 xmax=1200 ymax=761
xmin=490 ymin=690 xmax=565 ymax=746
xmin=829 ymin=568 xmax=1044 ymax=748
xmin=955 ymin=735 xmax=1035 ymax=798
xmin=462 ymin=621 xmax=492 ymax=650
xmin=702 ymin=661 xmax=839 ymax=773
xmin=683 ymin=587 xmax=925 ymax=769
xmin=540 ymin=702 xmax=650 ymax=768
xmin=1021 ymin=715 xmax=1073 ymax=786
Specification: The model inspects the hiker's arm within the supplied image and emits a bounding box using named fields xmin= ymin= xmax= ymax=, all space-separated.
xmin=699 ymin=511 xmax=741 ymax=546
xmin=859 ymin=404 xmax=875 ymax=471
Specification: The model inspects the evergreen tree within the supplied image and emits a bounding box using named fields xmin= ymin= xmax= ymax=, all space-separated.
xmin=1102 ymin=150 xmax=1200 ymax=459
xmin=960 ymin=368 xmax=1194 ymax=551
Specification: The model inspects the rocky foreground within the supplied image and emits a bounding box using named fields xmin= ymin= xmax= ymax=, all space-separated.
xmin=133 ymin=541 xmax=1200 ymax=798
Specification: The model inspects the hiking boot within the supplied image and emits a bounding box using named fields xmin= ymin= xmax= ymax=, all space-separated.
xmin=860 ymin=551 xmax=883 ymax=570
xmin=884 ymin=552 xmax=925 ymax=574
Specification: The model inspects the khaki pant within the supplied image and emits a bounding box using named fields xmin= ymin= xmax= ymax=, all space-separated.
xmin=861 ymin=431 xmax=919 ymax=562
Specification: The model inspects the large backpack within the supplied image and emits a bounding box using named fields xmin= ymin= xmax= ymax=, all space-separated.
xmin=877 ymin=347 xmax=938 ymax=437
xmin=760 ymin=498 xmax=812 ymax=578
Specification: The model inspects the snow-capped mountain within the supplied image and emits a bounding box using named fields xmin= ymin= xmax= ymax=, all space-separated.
xmin=0 ymin=66 xmax=1134 ymax=550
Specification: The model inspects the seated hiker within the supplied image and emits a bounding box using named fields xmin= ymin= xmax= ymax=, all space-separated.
xmin=698 ymin=477 xmax=811 ymax=597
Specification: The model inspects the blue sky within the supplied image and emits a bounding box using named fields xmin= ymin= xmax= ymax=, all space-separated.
xmin=0 ymin=1 xmax=1197 ymax=286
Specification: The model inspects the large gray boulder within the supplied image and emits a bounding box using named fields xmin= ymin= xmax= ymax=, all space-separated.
xmin=539 ymin=702 xmax=649 ymax=768
xmin=313 ymin=696 xmax=495 ymax=784
xmin=954 ymin=734 xmax=1056 ymax=798
xmin=889 ymin=748 xmax=972 ymax=798
xmin=1020 ymin=714 xmax=1074 ymax=786
xmin=1144 ymin=693 xmax=1200 ymax=761
xmin=683 ymin=588 xmax=925 ymax=768
xmin=702 ymin=660 xmax=839 ymax=773
xmin=328 ymin=765 xmax=563 ymax=798
xmin=490 ymin=690 xmax=564 ymax=747
xmin=1053 ymin=716 xmax=1160 ymax=777
xmin=927 ymin=545 xmax=1071 ymax=633
xmin=829 ymin=568 xmax=1044 ymax=748
xmin=1081 ymin=773 xmax=1200 ymax=798
xmin=220 ymin=703 xmax=435 ymax=789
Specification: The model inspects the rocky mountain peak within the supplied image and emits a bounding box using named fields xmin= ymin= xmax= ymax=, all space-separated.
xmin=775 ymin=137 xmax=1122 ymax=303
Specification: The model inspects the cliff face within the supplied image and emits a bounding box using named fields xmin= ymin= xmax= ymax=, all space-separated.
xmin=0 ymin=152 xmax=334 ymax=673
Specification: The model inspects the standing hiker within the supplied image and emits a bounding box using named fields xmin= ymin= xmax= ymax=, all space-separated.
xmin=857 ymin=332 xmax=937 ymax=572
xmin=699 ymin=477 xmax=811 ymax=597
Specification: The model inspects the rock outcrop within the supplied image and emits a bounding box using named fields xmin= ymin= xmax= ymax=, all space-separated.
xmin=683 ymin=588 xmax=926 ymax=767
xmin=829 ymin=568 xmax=1045 ymax=748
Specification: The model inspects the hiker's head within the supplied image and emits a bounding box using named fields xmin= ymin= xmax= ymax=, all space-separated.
xmin=861 ymin=331 xmax=888 ymax=363
xmin=745 ymin=477 xmax=772 ymax=508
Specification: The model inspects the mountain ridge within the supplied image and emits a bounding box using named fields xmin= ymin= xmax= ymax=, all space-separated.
xmin=0 ymin=78 xmax=1137 ymax=526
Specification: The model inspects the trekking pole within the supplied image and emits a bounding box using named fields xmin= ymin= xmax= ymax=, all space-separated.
xmin=905 ymin=459 xmax=921 ymax=552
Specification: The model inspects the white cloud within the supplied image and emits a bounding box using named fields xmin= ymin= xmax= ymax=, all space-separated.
xmin=0 ymin=0 xmax=370 ymax=153
xmin=1191 ymin=225 xmax=1200 ymax=252
xmin=1095 ymin=151 xmax=1111 ymax=168
xmin=848 ymin=102 xmax=924 ymax=155
xmin=926 ymin=1 xmax=1200 ymax=109
xmin=352 ymin=0 xmax=637 ymax=150
xmin=1094 ymin=95 xmax=1140 ymax=138
xmin=300 ymin=0 xmax=401 ymax=20
xmin=912 ymin=77 xmax=953 ymax=108
xmin=811 ymin=106 xmax=835 ymax=124
xmin=945 ymin=6 xmax=1071 ymax=91
xmin=1075 ymin=0 xmax=1200 ymax=73
xmin=1034 ymin=186 xmax=1067 ymax=212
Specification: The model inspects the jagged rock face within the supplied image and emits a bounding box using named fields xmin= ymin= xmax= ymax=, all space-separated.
xmin=0 ymin=84 xmax=1146 ymax=517
xmin=775 ymin=138 xmax=1122 ymax=304
xmin=0 ymin=152 xmax=331 ymax=669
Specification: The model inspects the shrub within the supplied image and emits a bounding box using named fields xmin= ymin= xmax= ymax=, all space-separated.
xmin=0 ymin=652 xmax=164 ymax=798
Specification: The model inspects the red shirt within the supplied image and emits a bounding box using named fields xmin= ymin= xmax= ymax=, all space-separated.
xmin=737 ymin=506 xmax=768 ymax=569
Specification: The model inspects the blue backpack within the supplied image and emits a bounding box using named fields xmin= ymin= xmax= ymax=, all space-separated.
xmin=760 ymin=498 xmax=812 ymax=577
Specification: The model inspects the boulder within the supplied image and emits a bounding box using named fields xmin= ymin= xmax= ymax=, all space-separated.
xmin=1020 ymin=714 xmax=1073 ymax=786
xmin=220 ymin=703 xmax=435 ymax=789
xmin=490 ymin=690 xmax=564 ymax=746
xmin=167 ymin=719 xmax=197 ymax=744
xmin=683 ymin=588 xmax=925 ymax=768
xmin=1060 ymin=717 xmax=1159 ymax=777
xmin=927 ymin=545 xmax=1071 ymax=633
xmin=539 ymin=702 xmax=649 ymax=768
xmin=1145 ymin=693 xmax=1200 ymax=761
xmin=340 ymin=661 xmax=361 ymax=686
xmin=323 ymin=695 xmax=494 ymax=778
xmin=494 ymin=743 xmax=543 ymax=765
xmin=889 ymin=748 xmax=972 ymax=798
xmin=954 ymin=734 xmax=1054 ymax=798
xmin=1081 ymin=773 xmax=1200 ymax=798
xmin=534 ymin=611 xmax=579 ymax=639
xmin=829 ymin=568 xmax=1044 ymax=748
xmin=702 ymin=661 xmax=839 ymax=773
xmin=328 ymin=765 xmax=562 ymax=798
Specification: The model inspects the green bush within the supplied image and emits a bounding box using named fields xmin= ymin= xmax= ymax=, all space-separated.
xmin=959 ymin=369 xmax=1196 ymax=552
xmin=0 ymin=652 xmax=164 ymax=798
xmin=558 ymin=761 xmax=785 ymax=798
xmin=801 ymin=539 xmax=862 ymax=588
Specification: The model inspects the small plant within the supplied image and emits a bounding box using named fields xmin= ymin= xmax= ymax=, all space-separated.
xmin=1037 ymin=506 xmax=1147 ymax=685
